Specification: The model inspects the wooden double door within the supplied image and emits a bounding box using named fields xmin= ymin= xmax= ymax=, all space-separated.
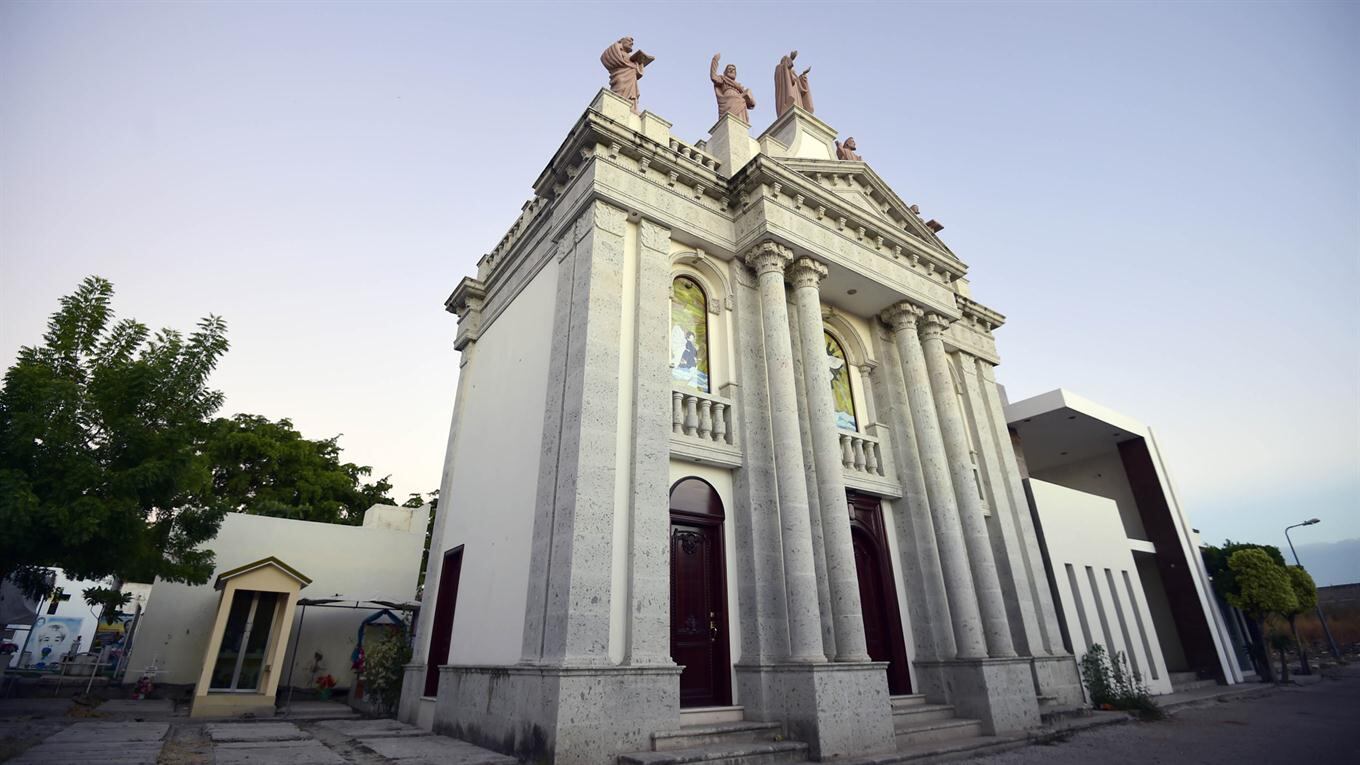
xmin=669 ymin=478 xmax=732 ymax=708
xmin=848 ymin=491 xmax=913 ymax=695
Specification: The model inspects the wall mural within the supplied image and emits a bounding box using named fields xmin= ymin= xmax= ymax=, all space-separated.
xmin=670 ymin=276 xmax=710 ymax=393
xmin=826 ymin=331 xmax=858 ymax=430
xmin=30 ymin=615 xmax=82 ymax=668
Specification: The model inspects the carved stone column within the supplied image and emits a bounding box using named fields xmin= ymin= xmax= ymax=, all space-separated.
xmin=790 ymin=257 xmax=870 ymax=662
xmin=744 ymin=241 xmax=826 ymax=663
xmin=919 ymin=313 xmax=1016 ymax=658
xmin=880 ymin=302 xmax=987 ymax=659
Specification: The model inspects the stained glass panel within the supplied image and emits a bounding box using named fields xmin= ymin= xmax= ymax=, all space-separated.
xmin=671 ymin=277 xmax=710 ymax=393
xmin=826 ymin=331 xmax=857 ymax=430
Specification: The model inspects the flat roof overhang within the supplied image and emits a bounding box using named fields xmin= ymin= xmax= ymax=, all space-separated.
xmin=1004 ymin=389 xmax=1148 ymax=474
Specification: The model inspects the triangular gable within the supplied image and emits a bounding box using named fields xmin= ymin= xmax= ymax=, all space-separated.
xmin=214 ymin=556 xmax=312 ymax=590
xmin=774 ymin=157 xmax=957 ymax=259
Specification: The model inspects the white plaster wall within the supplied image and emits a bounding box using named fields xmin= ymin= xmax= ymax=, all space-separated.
xmin=668 ymin=461 xmax=741 ymax=696
xmin=434 ymin=259 xmax=557 ymax=667
xmin=6 ymin=571 xmax=116 ymax=668
xmin=1030 ymin=452 xmax=1149 ymax=541
xmin=122 ymin=509 xmax=424 ymax=688
xmin=1030 ymin=479 xmax=1173 ymax=695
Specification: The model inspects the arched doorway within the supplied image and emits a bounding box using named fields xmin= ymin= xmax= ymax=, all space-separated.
xmin=848 ymin=491 xmax=912 ymax=694
xmin=670 ymin=477 xmax=732 ymax=707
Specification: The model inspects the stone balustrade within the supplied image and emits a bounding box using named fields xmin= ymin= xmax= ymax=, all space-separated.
xmin=668 ymin=137 xmax=722 ymax=173
xmin=671 ymin=389 xmax=734 ymax=445
xmin=839 ymin=430 xmax=886 ymax=477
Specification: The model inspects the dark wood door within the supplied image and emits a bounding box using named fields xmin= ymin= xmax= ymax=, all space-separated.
xmin=423 ymin=546 xmax=463 ymax=697
xmin=848 ymin=492 xmax=912 ymax=694
xmin=670 ymin=520 xmax=730 ymax=707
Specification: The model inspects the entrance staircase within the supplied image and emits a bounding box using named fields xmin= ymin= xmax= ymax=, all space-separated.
xmin=1169 ymin=670 xmax=1218 ymax=693
xmin=618 ymin=707 xmax=808 ymax=765
xmin=889 ymin=694 xmax=983 ymax=749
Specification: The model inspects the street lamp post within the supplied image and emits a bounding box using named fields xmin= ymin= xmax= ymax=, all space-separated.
xmin=1285 ymin=519 xmax=1342 ymax=662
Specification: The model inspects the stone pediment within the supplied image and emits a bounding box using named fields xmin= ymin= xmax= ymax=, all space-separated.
xmin=776 ymin=157 xmax=952 ymax=255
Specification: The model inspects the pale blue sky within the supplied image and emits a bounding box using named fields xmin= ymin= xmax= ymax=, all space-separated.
xmin=2 ymin=2 xmax=1356 ymax=575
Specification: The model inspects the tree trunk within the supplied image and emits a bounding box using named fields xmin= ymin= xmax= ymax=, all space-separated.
xmin=1277 ymin=646 xmax=1290 ymax=682
xmin=1249 ymin=617 xmax=1275 ymax=683
xmin=1290 ymin=615 xmax=1311 ymax=675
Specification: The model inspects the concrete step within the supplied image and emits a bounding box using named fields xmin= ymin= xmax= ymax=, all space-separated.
xmin=1170 ymin=678 xmax=1219 ymax=693
xmin=1038 ymin=703 xmax=1090 ymax=724
xmin=618 ymin=740 xmax=809 ymax=765
xmin=892 ymin=703 xmax=958 ymax=728
xmin=680 ymin=706 xmax=746 ymax=726
xmin=653 ymin=721 xmax=783 ymax=752
xmin=893 ymin=718 xmax=984 ymax=747
xmin=889 ymin=694 xmax=929 ymax=710
xmin=1168 ymin=671 xmax=1200 ymax=685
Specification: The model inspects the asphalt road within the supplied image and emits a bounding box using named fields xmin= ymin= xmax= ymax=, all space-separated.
xmin=972 ymin=667 xmax=1360 ymax=764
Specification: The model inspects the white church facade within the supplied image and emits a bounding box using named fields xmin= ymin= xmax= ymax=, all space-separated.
xmin=399 ymin=81 xmax=1237 ymax=764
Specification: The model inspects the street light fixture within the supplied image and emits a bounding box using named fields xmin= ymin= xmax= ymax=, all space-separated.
xmin=1285 ymin=519 xmax=1342 ymax=661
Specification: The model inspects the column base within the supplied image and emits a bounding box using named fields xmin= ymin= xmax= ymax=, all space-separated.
xmin=397 ymin=663 xmax=425 ymax=726
xmin=912 ymin=657 xmax=1041 ymax=734
xmin=735 ymin=662 xmax=895 ymax=760
xmin=1031 ymin=653 xmax=1085 ymax=708
xmin=413 ymin=663 xmax=680 ymax=765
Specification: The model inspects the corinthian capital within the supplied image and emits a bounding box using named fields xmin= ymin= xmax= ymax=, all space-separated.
xmin=788 ymin=257 xmax=828 ymax=290
xmin=919 ymin=312 xmax=954 ymax=341
xmin=743 ymin=240 xmax=794 ymax=276
xmin=879 ymin=301 xmax=924 ymax=333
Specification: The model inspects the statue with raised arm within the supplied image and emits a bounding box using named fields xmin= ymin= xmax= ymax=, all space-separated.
xmin=601 ymin=36 xmax=654 ymax=114
xmin=835 ymin=137 xmax=862 ymax=161
xmin=774 ymin=50 xmax=814 ymax=115
xmin=710 ymin=53 xmax=756 ymax=124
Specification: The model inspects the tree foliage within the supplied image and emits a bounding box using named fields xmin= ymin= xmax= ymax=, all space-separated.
xmin=0 ymin=276 xmax=230 ymax=592
xmin=1285 ymin=565 xmax=1317 ymax=616
xmin=1225 ymin=548 xmax=1297 ymax=620
xmin=201 ymin=414 xmax=394 ymax=525
xmin=1202 ymin=540 xmax=1286 ymax=602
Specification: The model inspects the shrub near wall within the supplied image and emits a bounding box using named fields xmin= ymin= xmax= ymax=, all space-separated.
xmin=1079 ymin=644 xmax=1164 ymax=721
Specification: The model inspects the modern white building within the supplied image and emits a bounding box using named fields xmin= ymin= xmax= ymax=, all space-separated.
xmin=1005 ymin=389 xmax=1245 ymax=695
xmin=397 ymin=78 xmax=1132 ymax=765
xmin=123 ymin=504 xmax=427 ymax=705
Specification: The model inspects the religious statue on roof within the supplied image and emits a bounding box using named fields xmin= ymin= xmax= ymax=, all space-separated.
xmin=710 ymin=53 xmax=756 ymax=124
xmin=774 ymin=50 xmax=814 ymax=115
xmin=600 ymin=36 xmax=655 ymax=114
xmin=835 ymin=137 xmax=862 ymax=161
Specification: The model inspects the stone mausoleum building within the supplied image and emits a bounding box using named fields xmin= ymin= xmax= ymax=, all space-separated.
xmin=399 ymin=50 xmax=1238 ymax=764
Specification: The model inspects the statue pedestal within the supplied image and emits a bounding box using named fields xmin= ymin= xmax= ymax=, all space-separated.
xmin=758 ymin=105 xmax=839 ymax=161
xmin=706 ymin=113 xmax=760 ymax=177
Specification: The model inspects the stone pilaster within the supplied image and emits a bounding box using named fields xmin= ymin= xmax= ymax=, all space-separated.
xmin=880 ymin=302 xmax=987 ymax=660
xmin=743 ymin=240 xmax=825 ymax=663
xmin=790 ymin=256 xmax=870 ymax=662
xmin=919 ymin=313 xmax=1016 ymax=658
xmin=628 ymin=219 xmax=677 ymax=665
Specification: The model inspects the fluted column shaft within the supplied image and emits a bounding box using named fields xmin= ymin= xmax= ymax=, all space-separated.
xmin=919 ymin=313 xmax=1016 ymax=658
xmin=790 ymin=257 xmax=870 ymax=662
xmin=881 ymin=302 xmax=987 ymax=659
xmin=745 ymin=242 xmax=825 ymax=663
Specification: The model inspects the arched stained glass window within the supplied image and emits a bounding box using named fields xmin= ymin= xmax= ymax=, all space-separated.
xmin=825 ymin=331 xmax=858 ymax=430
xmin=671 ymin=276 xmax=710 ymax=393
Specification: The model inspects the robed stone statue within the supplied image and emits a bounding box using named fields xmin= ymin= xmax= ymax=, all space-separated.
xmin=601 ymin=36 xmax=654 ymax=113
xmin=710 ymin=53 xmax=756 ymax=124
xmin=774 ymin=50 xmax=814 ymax=115
xmin=835 ymin=137 xmax=862 ymax=161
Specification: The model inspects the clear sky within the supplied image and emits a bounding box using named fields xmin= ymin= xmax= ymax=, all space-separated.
xmin=2 ymin=2 xmax=1356 ymax=574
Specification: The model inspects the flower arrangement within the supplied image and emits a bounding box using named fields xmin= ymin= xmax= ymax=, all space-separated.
xmin=315 ymin=673 xmax=337 ymax=700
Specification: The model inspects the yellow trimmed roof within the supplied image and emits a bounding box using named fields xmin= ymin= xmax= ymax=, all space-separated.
xmin=213 ymin=556 xmax=312 ymax=590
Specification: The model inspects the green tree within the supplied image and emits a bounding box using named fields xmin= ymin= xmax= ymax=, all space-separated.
xmin=1285 ymin=565 xmax=1318 ymax=674
xmin=0 ymin=276 xmax=230 ymax=599
xmin=1202 ymin=540 xmax=1287 ymax=678
xmin=1224 ymin=548 xmax=1297 ymax=683
xmin=201 ymin=414 xmax=394 ymax=525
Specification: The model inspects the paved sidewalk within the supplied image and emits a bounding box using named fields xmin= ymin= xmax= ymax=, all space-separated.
xmin=7 ymin=721 xmax=168 ymax=764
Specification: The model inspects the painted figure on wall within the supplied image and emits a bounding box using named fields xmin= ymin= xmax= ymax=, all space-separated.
xmin=826 ymin=332 xmax=858 ymax=430
xmin=774 ymin=50 xmax=814 ymax=115
xmin=601 ymin=36 xmax=654 ymax=114
xmin=670 ymin=277 xmax=710 ymax=393
xmin=710 ymin=53 xmax=756 ymax=124
xmin=30 ymin=616 xmax=82 ymax=668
